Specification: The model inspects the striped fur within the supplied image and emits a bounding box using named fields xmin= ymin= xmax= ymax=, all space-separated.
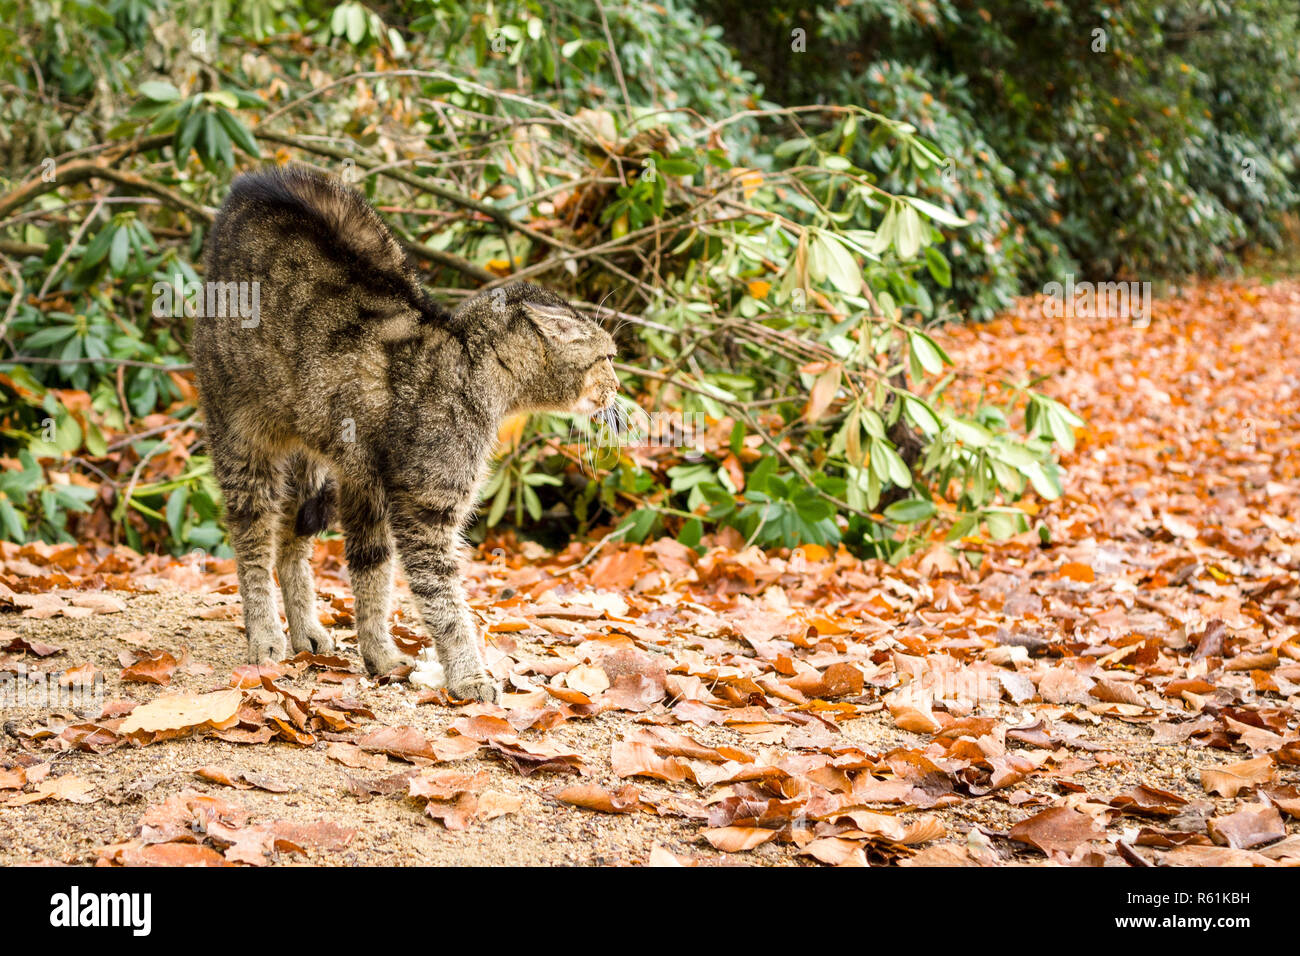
xmin=192 ymin=164 xmax=619 ymax=701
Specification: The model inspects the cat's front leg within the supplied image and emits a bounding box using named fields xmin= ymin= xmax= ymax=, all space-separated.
xmin=389 ymin=497 xmax=499 ymax=703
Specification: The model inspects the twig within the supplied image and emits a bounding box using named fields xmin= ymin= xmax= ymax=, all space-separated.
xmin=37 ymin=198 xmax=104 ymax=299
xmin=106 ymin=418 xmax=202 ymax=452
xmin=593 ymin=0 xmax=634 ymax=125
xmin=0 ymin=157 xmax=211 ymax=224
xmin=398 ymin=235 xmax=495 ymax=283
xmin=0 ymin=255 xmax=24 ymax=343
xmin=0 ymin=356 xmax=194 ymax=371
xmin=555 ymin=523 xmax=631 ymax=576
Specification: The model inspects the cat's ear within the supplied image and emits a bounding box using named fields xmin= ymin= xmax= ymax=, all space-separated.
xmin=523 ymin=301 xmax=587 ymax=343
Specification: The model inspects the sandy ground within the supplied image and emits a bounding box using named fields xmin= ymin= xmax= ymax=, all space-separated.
xmin=2 ymin=584 xmax=1279 ymax=867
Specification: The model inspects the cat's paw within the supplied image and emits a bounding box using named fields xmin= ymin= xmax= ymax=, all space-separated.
xmin=446 ymin=671 xmax=500 ymax=704
xmin=361 ymin=643 xmax=409 ymax=677
xmin=289 ymin=622 xmax=336 ymax=655
xmin=247 ymin=628 xmax=287 ymax=664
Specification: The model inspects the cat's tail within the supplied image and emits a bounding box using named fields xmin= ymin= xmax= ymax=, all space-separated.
xmin=215 ymin=164 xmax=452 ymax=324
xmin=294 ymin=474 xmax=338 ymax=537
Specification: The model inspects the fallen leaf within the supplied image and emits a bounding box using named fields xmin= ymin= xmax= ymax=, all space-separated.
xmin=1008 ymin=806 xmax=1104 ymax=855
xmin=1201 ymin=755 xmax=1274 ymax=797
xmin=1207 ymin=804 xmax=1287 ymax=850
xmin=119 ymin=689 xmax=243 ymax=738
xmin=702 ymin=826 xmax=777 ymax=852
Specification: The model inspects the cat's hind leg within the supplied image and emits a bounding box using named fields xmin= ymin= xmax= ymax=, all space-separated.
xmin=212 ymin=433 xmax=287 ymax=664
xmin=275 ymin=455 xmax=336 ymax=655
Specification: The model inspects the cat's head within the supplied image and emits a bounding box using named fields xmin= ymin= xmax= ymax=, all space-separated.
xmin=458 ymin=283 xmax=619 ymax=418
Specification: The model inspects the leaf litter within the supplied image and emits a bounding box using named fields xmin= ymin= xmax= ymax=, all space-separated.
xmin=1 ymin=279 xmax=1298 ymax=865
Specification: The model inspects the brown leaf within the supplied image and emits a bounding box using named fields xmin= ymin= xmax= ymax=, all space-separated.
xmin=899 ymin=843 xmax=979 ymax=867
xmin=449 ymin=714 xmax=515 ymax=742
xmin=326 ymin=742 xmax=388 ymax=771
xmin=487 ymin=738 xmax=587 ymax=776
xmin=1207 ymin=804 xmax=1287 ymax=850
xmin=475 ymin=790 xmax=522 ymax=821
xmin=1200 ymin=755 xmax=1274 ymax=797
xmin=408 ymin=769 xmax=489 ymax=801
xmin=787 ymin=662 xmax=864 ymax=699
xmin=4 ymin=775 xmax=96 ymax=806
xmin=1191 ymin=619 xmax=1226 ymax=662
xmin=1109 ymin=784 xmax=1188 ymax=818
xmin=702 ymin=826 xmax=777 ymax=852
xmin=564 ymin=663 xmax=609 ymax=696
xmin=119 ymin=689 xmax=242 ymax=738
xmin=101 ymin=842 xmax=232 ymax=867
xmin=3 ymin=636 xmax=62 ymax=657
xmin=0 ymin=767 xmax=27 ymax=790
xmin=120 ymin=649 xmax=179 ymax=685
xmin=195 ymin=766 xmax=293 ymax=793
xmin=799 ymin=837 xmax=867 ymax=866
xmin=357 ymin=726 xmax=440 ymax=762
xmin=884 ymin=691 xmax=942 ymax=734
xmin=1009 ymin=806 xmax=1104 ymax=855
xmin=552 ymin=784 xmax=643 ymax=814
xmin=1262 ymin=785 xmax=1300 ymax=819
xmin=1037 ymin=665 xmax=1095 ymax=704
xmin=832 ymin=810 xmax=945 ymax=845
xmin=611 ymin=739 xmax=695 ymax=783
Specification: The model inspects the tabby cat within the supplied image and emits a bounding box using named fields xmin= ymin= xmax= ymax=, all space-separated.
xmin=192 ymin=164 xmax=618 ymax=702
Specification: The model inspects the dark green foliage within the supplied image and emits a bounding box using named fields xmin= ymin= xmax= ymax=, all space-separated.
xmin=700 ymin=0 xmax=1300 ymax=318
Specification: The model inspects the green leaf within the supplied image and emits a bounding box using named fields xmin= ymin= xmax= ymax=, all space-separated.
xmin=984 ymin=510 xmax=1026 ymax=540
xmin=945 ymin=417 xmax=993 ymax=448
xmin=895 ymin=204 xmax=923 ymax=260
xmin=902 ymin=395 xmax=941 ymax=435
xmin=773 ymin=137 xmax=811 ymax=160
xmin=924 ymin=246 xmax=952 ymax=287
xmin=486 ymin=475 xmax=511 ymax=526
xmin=0 ymin=496 xmax=25 ymax=540
xmin=216 ymin=109 xmax=260 ymax=157
xmin=884 ymin=497 xmax=935 ymax=524
xmin=908 ymin=330 xmax=945 ymax=376
xmin=523 ymin=484 xmax=542 ymax=521
xmin=166 ymin=486 xmax=189 ymax=541
xmin=946 ymin=514 xmax=976 ymax=542
xmin=677 ymin=517 xmax=702 ymax=549
xmin=176 ymin=111 xmax=202 ymax=166
xmin=346 ymin=4 xmax=367 ymax=44
xmin=1022 ymin=460 xmax=1062 ymax=500
xmin=139 ymin=81 xmax=181 ymax=103
xmin=809 ymin=233 xmax=861 ymax=294
xmin=53 ymin=411 xmax=82 ymax=452
xmin=109 ymin=227 xmax=130 ymax=273
xmin=903 ymin=195 xmax=968 ymax=229
xmin=21 ymin=325 xmax=78 ymax=350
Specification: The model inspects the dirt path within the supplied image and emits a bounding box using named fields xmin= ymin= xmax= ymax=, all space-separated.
xmin=0 ymin=587 xmax=1224 ymax=866
xmin=2 ymin=279 xmax=1299 ymax=867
